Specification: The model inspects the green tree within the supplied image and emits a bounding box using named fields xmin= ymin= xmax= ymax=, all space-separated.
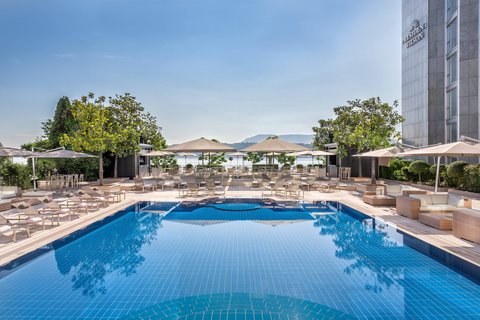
xmin=246 ymin=152 xmax=263 ymax=164
xmin=47 ymin=97 xmax=76 ymax=147
xmin=61 ymin=93 xmax=115 ymax=186
xmin=108 ymin=93 xmax=145 ymax=178
xmin=408 ymin=160 xmax=430 ymax=183
xmin=140 ymin=112 xmax=166 ymax=150
xmin=312 ymin=119 xmax=334 ymax=150
xmin=277 ymin=152 xmax=296 ymax=166
xmin=313 ymin=98 xmax=404 ymax=176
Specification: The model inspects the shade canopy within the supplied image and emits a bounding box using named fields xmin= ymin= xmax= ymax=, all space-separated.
xmin=0 ymin=147 xmax=39 ymax=157
xmin=165 ymin=138 xmax=236 ymax=153
xmin=36 ymin=150 xmax=98 ymax=159
xmin=398 ymin=141 xmax=480 ymax=157
xmin=354 ymin=146 xmax=407 ymax=158
xmin=228 ymin=152 xmax=248 ymax=157
xmin=177 ymin=152 xmax=196 ymax=157
xmin=287 ymin=150 xmax=334 ymax=157
xmin=242 ymin=138 xmax=310 ymax=153
xmin=310 ymin=150 xmax=335 ymax=156
xmin=398 ymin=140 xmax=480 ymax=193
xmin=143 ymin=150 xmax=174 ymax=157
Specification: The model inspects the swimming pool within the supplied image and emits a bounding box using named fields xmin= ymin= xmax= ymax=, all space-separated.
xmin=0 ymin=199 xmax=479 ymax=319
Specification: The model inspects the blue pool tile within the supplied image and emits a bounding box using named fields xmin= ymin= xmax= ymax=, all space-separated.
xmin=0 ymin=200 xmax=479 ymax=319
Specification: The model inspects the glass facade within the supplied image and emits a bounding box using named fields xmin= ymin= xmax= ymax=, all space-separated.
xmin=447 ymin=53 xmax=457 ymax=85
xmin=445 ymin=0 xmax=458 ymax=144
xmin=446 ymin=0 xmax=457 ymax=20
xmin=447 ymin=88 xmax=457 ymax=118
xmin=402 ymin=0 xmax=480 ymax=147
xmin=447 ymin=19 xmax=457 ymax=53
xmin=447 ymin=121 xmax=458 ymax=142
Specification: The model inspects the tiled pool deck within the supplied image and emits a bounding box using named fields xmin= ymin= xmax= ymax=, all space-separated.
xmin=1 ymin=185 xmax=480 ymax=272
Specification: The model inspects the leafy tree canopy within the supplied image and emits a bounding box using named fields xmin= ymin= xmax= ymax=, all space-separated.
xmin=312 ymin=98 xmax=404 ymax=158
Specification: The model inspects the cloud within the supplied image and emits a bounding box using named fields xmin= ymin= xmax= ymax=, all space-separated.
xmin=55 ymin=53 xmax=77 ymax=59
xmin=95 ymin=54 xmax=123 ymax=60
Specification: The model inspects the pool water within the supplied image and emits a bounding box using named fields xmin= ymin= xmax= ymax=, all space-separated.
xmin=0 ymin=199 xmax=479 ymax=319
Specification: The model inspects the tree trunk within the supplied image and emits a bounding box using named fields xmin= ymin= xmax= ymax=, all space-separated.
xmin=113 ymin=155 xmax=118 ymax=178
xmin=99 ymin=151 xmax=104 ymax=186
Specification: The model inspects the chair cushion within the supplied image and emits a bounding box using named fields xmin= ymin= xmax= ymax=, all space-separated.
xmin=447 ymin=195 xmax=464 ymax=207
xmin=0 ymin=225 xmax=11 ymax=233
xmin=420 ymin=205 xmax=458 ymax=212
xmin=430 ymin=194 xmax=448 ymax=205
xmin=386 ymin=185 xmax=402 ymax=194
xmin=411 ymin=194 xmax=432 ymax=206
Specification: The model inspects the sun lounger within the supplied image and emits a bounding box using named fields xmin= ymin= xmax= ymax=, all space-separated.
xmin=317 ymin=179 xmax=339 ymax=192
xmin=134 ymin=178 xmax=156 ymax=192
xmin=0 ymin=210 xmax=42 ymax=240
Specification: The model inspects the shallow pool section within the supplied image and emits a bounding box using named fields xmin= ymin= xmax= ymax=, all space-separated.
xmin=0 ymin=199 xmax=479 ymax=319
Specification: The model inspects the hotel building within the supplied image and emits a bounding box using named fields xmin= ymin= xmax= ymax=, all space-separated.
xmin=402 ymin=0 xmax=479 ymax=146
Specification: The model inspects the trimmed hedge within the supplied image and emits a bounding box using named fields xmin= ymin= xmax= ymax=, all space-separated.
xmin=380 ymin=158 xmax=480 ymax=193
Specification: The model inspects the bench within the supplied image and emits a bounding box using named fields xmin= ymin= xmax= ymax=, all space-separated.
xmin=363 ymin=194 xmax=396 ymax=206
xmin=419 ymin=213 xmax=453 ymax=230
xmin=453 ymin=209 xmax=480 ymax=244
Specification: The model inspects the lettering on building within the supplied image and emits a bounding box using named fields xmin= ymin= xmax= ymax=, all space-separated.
xmin=403 ymin=19 xmax=427 ymax=48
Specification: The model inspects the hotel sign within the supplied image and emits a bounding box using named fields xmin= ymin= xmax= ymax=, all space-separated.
xmin=403 ymin=19 xmax=427 ymax=48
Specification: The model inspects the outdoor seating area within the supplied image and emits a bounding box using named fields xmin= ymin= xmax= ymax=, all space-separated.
xmin=37 ymin=174 xmax=85 ymax=190
xmin=0 ymin=185 xmax=126 ymax=243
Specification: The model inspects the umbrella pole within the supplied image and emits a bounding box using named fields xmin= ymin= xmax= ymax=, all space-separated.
xmin=32 ymin=156 xmax=36 ymax=191
xmin=435 ymin=155 xmax=441 ymax=193
xmin=371 ymin=157 xmax=376 ymax=184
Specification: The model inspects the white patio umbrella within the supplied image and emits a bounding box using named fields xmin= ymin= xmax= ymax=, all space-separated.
xmin=37 ymin=149 xmax=98 ymax=158
xmin=398 ymin=140 xmax=480 ymax=193
xmin=242 ymin=138 xmax=310 ymax=153
xmin=165 ymin=138 xmax=235 ymax=167
xmin=143 ymin=150 xmax=174 ymax=157
xmin=0 ymin=147 xmax=39 ymax=157
xmin=228 ymin=152 xmax=247 ymax=168
xmin=286 ymin=150 xmax=334 ymax=167
xmin=32 ymin=149 xmax=97 ymax=191
xmin=242 ymin=138 xmax=310 ymax=172
xmin=177 ymin=152 xmax=196 ymax=166
xmin=354 ymin=146 xmax=409 ymax=181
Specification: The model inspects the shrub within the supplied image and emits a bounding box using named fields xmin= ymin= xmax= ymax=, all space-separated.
xmin=428 ymin=164 xmax=446 ymax=186
xmin=380 ymin=158 xmax=413 ymax=181
xmin=0 ymin=161 xmax=32 ymax=190
xmin=429 ymin=163 xmax=446 ymax=175
xmin=408 ymin=160 xmax=430 ymax=183
xmin=185 ymin=163 xmax=193 ymax=170
xmin=296 ymin=164 xmax=304 ymax=169
xmin=463 ymin=164 xmax=480 ymax=192
xmin=446 ymin=161 xmax=468 ymax=188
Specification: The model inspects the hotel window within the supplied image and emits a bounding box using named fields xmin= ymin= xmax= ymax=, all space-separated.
xmin=447 ymin=18 xmax=457 ymax=53
xmin=447 ymin=88 xmax=457 ymax=118
xmin=447 ymin=0 xmax=458 ymax=20
xmin=447 ymin=122 xmax=458 ymax=143
xmin=447 ymin=53 xmax=457 ymax=85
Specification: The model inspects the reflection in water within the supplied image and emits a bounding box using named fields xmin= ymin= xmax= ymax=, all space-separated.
xmin=313 ymin=207 xmax=403 ymax=293
xmin=119 ymin=293 xmax=355 ymax=320
xmin=54 ymin=211 xmax=162 ymax=297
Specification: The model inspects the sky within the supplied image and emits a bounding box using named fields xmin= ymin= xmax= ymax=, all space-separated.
xmin=0 ymin=0 xmax=401 ymax=147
